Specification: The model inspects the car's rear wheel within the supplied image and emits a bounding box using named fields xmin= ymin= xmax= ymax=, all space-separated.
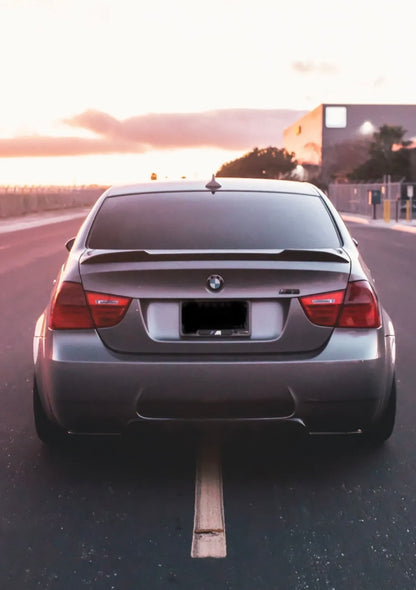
xmin=364 ymin=377 xmax=396 ymax=444
xmin=33 ymin=378 xmax=68 ymax=446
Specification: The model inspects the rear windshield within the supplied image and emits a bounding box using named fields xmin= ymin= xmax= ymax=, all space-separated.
xmin=87 ymin=191 xmax=341 ymax=250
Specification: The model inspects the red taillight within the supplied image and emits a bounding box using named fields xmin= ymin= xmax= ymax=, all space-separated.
xmin=49 ymin=281 xmax=131 ymax=330
xmin=299 ymin=289 xmax=344 ymax=327
xmin=337 ymin=280 xmax=380 ymax=328
xmin=300 ymin=280 xmax=380 ymax=329
xmin=86 ymin=291 xmax=131 ymax=328
xmin=49 ymin=281 xmax=93 ymax=329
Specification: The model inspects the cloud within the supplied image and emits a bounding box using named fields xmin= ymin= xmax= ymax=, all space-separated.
xmin=0 ymin=135 xmax=142 ymax=157
xmin=64 ymin=109 xmax=308 ymax=150
xmin=0 ymin=109 xmax=307 ymax=157
xmin=292 ymin=61 xmax=339 ymax=75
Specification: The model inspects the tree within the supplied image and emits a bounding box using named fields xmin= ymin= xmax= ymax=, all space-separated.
xmin=325 ymin=138 xmax=372 ymax=180
xmin=371 ymin=125 xmax=410 ymax=156
xmin=216 ymin=146 xmax=297 ymax=179
xmin=349 ymin=125 xmax=411 ymax=181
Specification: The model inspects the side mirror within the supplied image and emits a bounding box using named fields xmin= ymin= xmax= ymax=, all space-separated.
xmin=65 ymin=237 xmax=76 ymax=252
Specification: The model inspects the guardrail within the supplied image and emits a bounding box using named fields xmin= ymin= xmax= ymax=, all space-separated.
xmin=0 ymin=186 xmax=107 ymax=218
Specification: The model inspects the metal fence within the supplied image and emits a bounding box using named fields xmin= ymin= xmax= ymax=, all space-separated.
xmin=328 ymin=182 xmax=403 ymax=216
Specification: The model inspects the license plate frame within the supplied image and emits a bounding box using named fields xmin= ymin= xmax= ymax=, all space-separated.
xmin=181 ymin=300 xmax=250 ymax=337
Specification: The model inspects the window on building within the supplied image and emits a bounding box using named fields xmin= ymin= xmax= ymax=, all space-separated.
xmin=325 ymin=106 xmax=347 ymax=128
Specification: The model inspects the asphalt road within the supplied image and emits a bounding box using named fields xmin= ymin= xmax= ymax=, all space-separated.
xmin=1 ymin=217 xmax=416 ymax=589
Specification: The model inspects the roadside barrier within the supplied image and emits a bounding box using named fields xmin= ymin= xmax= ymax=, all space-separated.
xmin=0 ymin=186 xmax=107 ymax=218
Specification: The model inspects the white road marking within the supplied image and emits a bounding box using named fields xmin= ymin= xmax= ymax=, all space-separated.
xmin=0 ymin=210 xmax=89 ymax=234
xmin=191 ymin=434 xmax=226 ymax=558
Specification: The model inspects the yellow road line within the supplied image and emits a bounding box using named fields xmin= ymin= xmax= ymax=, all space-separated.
xmin=191 ymin=435 xmax=226 ymax=558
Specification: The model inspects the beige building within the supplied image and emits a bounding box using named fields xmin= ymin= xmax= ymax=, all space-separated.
xmin=283 ymin=104 xmax=416 ymax=185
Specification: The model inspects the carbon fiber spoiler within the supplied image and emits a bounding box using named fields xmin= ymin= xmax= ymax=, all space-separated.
xmin=80 ymin=248 xmax=350 ymax=264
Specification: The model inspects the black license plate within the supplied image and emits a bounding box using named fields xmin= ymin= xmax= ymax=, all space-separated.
xmin=181 ymin=301 xmax=249 ymax=337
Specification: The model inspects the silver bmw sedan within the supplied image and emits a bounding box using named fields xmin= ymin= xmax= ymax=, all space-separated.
xmin=33 ymin=178 xmax=396 ymax=445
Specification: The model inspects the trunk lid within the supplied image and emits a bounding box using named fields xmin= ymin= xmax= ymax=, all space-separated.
xmin=79 ymin=248 xmax=351 ymax=355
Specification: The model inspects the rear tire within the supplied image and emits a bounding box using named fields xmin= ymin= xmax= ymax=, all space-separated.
xmin=364 ymin=377 xmax=396 ymax=444
xmin=33 ymin=378 xmax=67 ymax=446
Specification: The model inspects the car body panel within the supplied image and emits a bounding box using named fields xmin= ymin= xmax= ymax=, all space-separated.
xmin=78 ymin=258 xmax=351 ymax=354
xmin=33 ymin=317 xmax=395 ymax=433
xmin=33 ymin=178 xmax=396 ymax=438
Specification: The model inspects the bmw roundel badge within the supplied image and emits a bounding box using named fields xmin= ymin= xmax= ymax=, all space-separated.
xmin=207 ymin=274 xmax=224 ymax=292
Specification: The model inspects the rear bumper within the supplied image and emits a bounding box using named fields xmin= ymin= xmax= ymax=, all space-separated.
xmin=34 ymin=321 xmax=395 ymax=434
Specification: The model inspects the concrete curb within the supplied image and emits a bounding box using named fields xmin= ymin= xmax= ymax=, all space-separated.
xmin=341 ymin=213 xmax=416 ymax=234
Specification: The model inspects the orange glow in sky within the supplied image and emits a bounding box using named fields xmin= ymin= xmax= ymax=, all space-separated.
xmin=1 ymin=0 xmax=415 ymax=185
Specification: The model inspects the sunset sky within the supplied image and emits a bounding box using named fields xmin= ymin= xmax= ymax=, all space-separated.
xmin=1 ymin=0 xmax=415 ymax=185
